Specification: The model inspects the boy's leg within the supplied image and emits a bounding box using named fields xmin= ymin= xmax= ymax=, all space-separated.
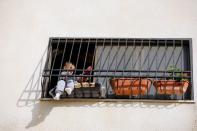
xmin=54 ymin=80 xmax=66 ymax=100
xmin=55 ymin=80 xmax=66 ymax=93
xmin=65 ymin=80 xmax=74 ymax=95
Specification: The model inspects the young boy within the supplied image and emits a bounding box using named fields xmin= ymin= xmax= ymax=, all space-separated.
xmin=49 ymin=63 xmax=106 ymax=99
xmin=50 ymin=62 xmax=75 ymax=100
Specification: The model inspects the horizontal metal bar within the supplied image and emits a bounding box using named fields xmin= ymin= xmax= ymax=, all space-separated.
xmin=40 ymin=98 xmax=195 ymax=103
xmin=43 ymin=69 xmax=191 ymax=73
xmin=42 ymin=74 xmax=191 ymax=78
xmin=50 ymin=41 xmax=188 ymax=47
xmin=50 ymin=37 xmax=192 ymax=41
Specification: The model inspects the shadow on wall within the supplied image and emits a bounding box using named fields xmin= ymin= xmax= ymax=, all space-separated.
xmin=15 ymin=44 xmax=181 ymax=129
xmin=24 ymin=101 xmax=181 ymax=128
xmin=16 ymin=46 xmax=48 ymax=107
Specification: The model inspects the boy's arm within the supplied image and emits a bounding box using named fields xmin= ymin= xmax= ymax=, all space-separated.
xmin=76 ymin=66 xmax=92 ymax=82
xmin=59 ymin=71 xmax=67 ymax=80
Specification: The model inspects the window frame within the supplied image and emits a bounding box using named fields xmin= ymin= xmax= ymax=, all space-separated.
xmin=41 ymin=37 xmax=194 ymax=101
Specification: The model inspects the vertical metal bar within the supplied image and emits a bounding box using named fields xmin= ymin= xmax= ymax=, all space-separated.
xmin=49 ymin=38 xmax=60 ymax=97
xmin=58 ymin=39 xmax=68 ymax=79
xmin=116 ymin=40 xmax=128 ymax=71
xmin=131 ymin=39 xmax=135 ymax=97
xmin=94 ymin=45 xmax=104 ymax=69
xmin=107 ymin=39 xmax=113 ymax=72
xmin=172 ymin=40 xmax=175 ymax=71
xmin=123 ymin=39 xmax=127 ymax=77
xmin=139 ymin=40 xmax=143 ymax=98
xmin=68 ymin=38 xmax=75 ymax=63
xmin=106 ymin=39 xmax=113 ymax=98
xmin=91 ymin=39 xmax=97 ymax=69
xmin=164 ymin=40 xmax=167 ymax=80
xmin=125 ymin=40 xmax=135 ymax=75
xmin=51 ymin=38 xmax=60 ymax=74
xmin=123 ymin=40 xmax=127 ymax=98
xmin=83 ymin=38 xmax=90 ymax=70
xmin=101 ymin=44 xmax=112 ymax=70
xmin=114 ymin=39 xmax=120 ymax=98
xmin=99 ymin=39 xmax=107 ymax=93
xmin=114 ymin=39 xmax=120 ymax=77
xmin=189 ymin=39 xmax=193 ymax=100
xmin=164 ymin=40 xmax=167 ymax=99
xmin=42 ymin=38 xmax=52 ymax=98
xmin=45 ymin=46 xmax=53 ymax=98
xmin=147 ymin=39 xmax=151 ymax=98
xmin=91 ymin=39 xmax=97 ymax=83
xmin=75 ymin=39 xmax=83 ymax=75
xmin=139 ymin=40 xmax=143 ymax=74
xmin=148 ymin=40 xmax=151 ymax=72
xmin=181 ymin=40 xmax=184 ymax=99
xmin=83 ymin=38 xmax=90 ymax=96
xmin=116 ymin=39 xmax=127 ymax=98
xmin=98 ymin=39 xmax=106 ymax=77
xmin=172 ymin=40 xmax=175 ymax=98
xmin=44 ymin=38 xmax=52 ymax=71
xmin=155 ymin=40 xmax=159 ymax=98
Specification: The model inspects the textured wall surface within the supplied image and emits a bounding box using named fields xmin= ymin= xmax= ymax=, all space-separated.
xmin=0 ymin=0 xmax=197 ymax=130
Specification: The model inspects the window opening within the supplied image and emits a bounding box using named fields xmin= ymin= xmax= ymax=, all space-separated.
xmin=42 ymin=38 xmax=193 ymax=100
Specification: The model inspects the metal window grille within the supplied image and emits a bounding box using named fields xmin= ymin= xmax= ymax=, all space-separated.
xmin=41 ymin=38 xmax=193 ymax=100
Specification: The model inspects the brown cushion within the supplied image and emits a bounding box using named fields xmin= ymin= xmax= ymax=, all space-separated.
xmin=74 ymin=82 xmax=95 ymax=88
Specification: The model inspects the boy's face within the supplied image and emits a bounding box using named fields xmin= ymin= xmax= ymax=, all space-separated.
xmin=64 ymin=63 xmax=75 ymax=75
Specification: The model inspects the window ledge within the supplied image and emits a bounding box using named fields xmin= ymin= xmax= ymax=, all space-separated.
xmin=40 ymin=98 xmax=195 ymax=104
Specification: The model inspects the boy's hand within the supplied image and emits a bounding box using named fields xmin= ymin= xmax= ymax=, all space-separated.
xmin=77 ymin=66 xmax=93 ymax=82
xmin=83 ymin=66 xmax=92 ymax=75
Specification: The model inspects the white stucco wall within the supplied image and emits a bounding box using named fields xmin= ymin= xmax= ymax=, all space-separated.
xmin=0 ymin=0 xmax=197 ymax=130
